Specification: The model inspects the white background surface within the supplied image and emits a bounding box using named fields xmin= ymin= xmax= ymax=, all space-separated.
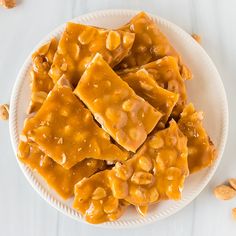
xmin=0 ymin=0 xmax=235 ymax=235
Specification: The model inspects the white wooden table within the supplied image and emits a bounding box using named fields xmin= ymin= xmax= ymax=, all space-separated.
xmin=0 ymin=0 xmax=236 ymax=235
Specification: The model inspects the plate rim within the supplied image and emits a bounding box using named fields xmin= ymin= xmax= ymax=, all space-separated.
xmin=9 ymin=9 xmax=229 ymax=228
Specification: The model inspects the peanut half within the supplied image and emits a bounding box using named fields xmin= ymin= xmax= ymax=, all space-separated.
xmin=0 ymin=104 xmax=9 ymax=121
xmin=229 ymin=178 xmax=236 ymax=190
xmin=0 ymin=0 xmax=16 ymax=8
xmin=232 ymin=208 xmax=236 ymax=220
xmin=191 ymin=33 xmax=201 ymax=44
xmin=213 ymin=185 xmax=236 ymax=200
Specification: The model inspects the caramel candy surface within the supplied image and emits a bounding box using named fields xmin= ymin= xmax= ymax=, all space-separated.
xmin=28 ymin=38 xmax=58 ymax=113
xmin=109 ymin=120 xmax=189 ymax=205
xmin=49 ymin=22 xmax=135 ymax=86
xmin=73 ymin=170 xmax=126 ymax=224
xmin=23 ymin=77 xmax=128 ymax=169
xmin=116 ymin=12 xmax=192 ymax=80
xmin=118 ymin=56 xmax=187 ymax=118
xmin=118 ymin=67 xmax=179 ymax=126
xmin=18 ymin=140 xmax=105 ymax=199
xmin=73 ymin=120 xmax=188 ymax=223
xmin=74 ymin=54 xmax=162 ymax=152
xmin=178 ymin=104 xmax=216 ymax=173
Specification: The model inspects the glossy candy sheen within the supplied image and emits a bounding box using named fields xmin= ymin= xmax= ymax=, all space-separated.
xmin=110 ymin=120 xmax=189 ymax=205
xmin=74 ymin=54 xmax=162 ymax=152
xmin=28 ymin=38 xmax=57 ymax=113
xmin=49 ymin=22 xmax=135 ymax=86
xmin=178 ymin=104 xmax=217 ymax=173
xmin=116 ymin=12 xmax=192 ymax=80
xmin=118 ymin=56 xmax=187 ymax=118
xmin=73 ymin=170 xmax=126 ymax=224
xmin=73 ymin=120 xmax=189 ymax=223
xmin=22 ymin=77 xmax=128 ymax=169
xmin=18 ymin=141 xmax=106 ymax=199
xmin=118 ymin=67 xmax=179 ymax=126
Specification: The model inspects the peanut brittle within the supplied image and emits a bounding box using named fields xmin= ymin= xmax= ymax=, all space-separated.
xmin=74 ymin=54 xmax=162 ymax=152
xmin=28 ymin=38 xmax=58 ymax=113
xmin=73 ymin=120 xmax=188 ymax=223
xmin=118 ymin=56 xmax=187 ymax=118
xmin=178 ymin=104 xmax=216 ymax=173
xmin=118 ymin=67 xmax=179 ymax=126
xmin=23 ymin=77 xmax=128 ymax=169
xmin=73 ymin=170 xmax=126 ymax=224
xmin=109 ymin=120 xmax=189 ymax=205
xmin=18 ymin=140 xmax=105 ymax=199
xmin=49 ymin=22 xmax=135 ymax=86
xmin=116 ymin=12 xmax=192 ymax=80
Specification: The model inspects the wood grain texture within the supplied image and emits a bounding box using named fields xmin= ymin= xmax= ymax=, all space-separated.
xmin=0 ymin=0 xmax=236 ymax=235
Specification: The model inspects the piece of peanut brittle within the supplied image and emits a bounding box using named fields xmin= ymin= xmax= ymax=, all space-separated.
xmin=118 ymin=67 xmax=179 ymax=126
xmin=74 ymin=54 xmax=162 ymax=152
xmin=73 ymin=170 xmax=126 ymax=224
xmin=18 ymin=139 xmax=106 ymax=199
xmin=109 ymin=120 xmax=189 ymax=205
xmin=118 ymin=56 xmax=187 ymax=118
xmin=49 ymin=22 xmax=135 ymax=86
xmin=28 ymin=38 xmax=58 ymax=113
xmin=178 ymin=104 xmax=217 ymax=173
xmin=22 ymin=77 xmax=128 ymax=169
xmin=73 ymin=120 xmax=188 ymax=223
xmin=116 ymin=12 xmax=192 ymax=80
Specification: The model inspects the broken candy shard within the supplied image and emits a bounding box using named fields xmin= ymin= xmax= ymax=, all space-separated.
xmin=74 ymin=53 xmax=162 ymax=152
xmin=49 ymin=22 xmax=135 ymax=86
xmin=178 ymin=103 xmax=217 ymax=173
xmin=23 ymin=77 xmax=129 ymax=169
xmin=116 ymin=12 xmax=192 ymax=80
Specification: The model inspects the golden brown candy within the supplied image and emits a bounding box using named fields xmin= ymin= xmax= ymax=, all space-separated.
xmin=109 ymin=120 xmax=189 ymax=205
xmin=116 ymin=12 xmax=192 ymax=80
xmin=0 ymin=104 xmax=9 ymax=120
xmin=118 ymin=56 xmax=187 ymax=118
xmin=73 ymin=120 xmax=188 ymax=223
xmin=118 ymin=67 xmax=179 ymax=125
xmin=73 ymin=170 xmax=126 ymax=224
xmin=28 ymin=38 xmax=58 ymax=113
xmin=22 ymin=77 xmax=128 ymax=169
xmin=18 ymin=140 xmax=105 ymax=199
xmin=178 ymin=104 xmax=216 ymax=173
xmin=74 ymin=54 xmax=162 ymax=152
xmin=49 ymin=22 xmax=135 ymax=86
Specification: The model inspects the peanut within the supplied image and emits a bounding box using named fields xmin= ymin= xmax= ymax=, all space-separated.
xmin=92 ymin=187 xmax=107 ymax=200
xmin=114 ymin=162 xmax=133 ymax=181
xmin=106 ymin=31 xmax=121 ymax=51
xmin=191 ymin=33 xmax=201 ymax=44
xmin=103 ymin=196 xmax=119 ymax=214
xmin=232 ymin=208 xmax=236 ymax=220
xmin=138 ymin=156 xmax=152 ymax=172
xmin=214 ymin=185 xmax=236 ymax=200
xmin=0 ymin=0 xmax=15 ymax=8
xmin=229 ymin=178 xmax=236 ymax=190
xmin=78 ymin=28 xmax=96 ymax=45
xmin=149 ymin=135 xmax=164 ymax=149
xmin=131 ymin=171 xmax=154 ymax=185
xmin=0 ymin=104 xmax=9 ymax=120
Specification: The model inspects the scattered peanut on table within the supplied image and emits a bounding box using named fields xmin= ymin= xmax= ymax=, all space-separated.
xmin=229 ymin=178 xmax=236 ymax=190
xmin=214 ymin=185 xmax=236 ymax=200
xmin=191 ymin=33 xmax=201 ymax=44
xmin=213 ymin=178 xmax=236 ymax=221
xmin=0 ymin=104 xmax=9 ymax=121
xmin=232 ymin=208 xmax=236 ymax=220
xmin=0 ymin=0 xmax=16 ymax=8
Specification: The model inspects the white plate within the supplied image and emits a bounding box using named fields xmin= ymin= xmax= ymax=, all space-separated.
xmin=9 ymin=9 xmax=228 ymax=228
